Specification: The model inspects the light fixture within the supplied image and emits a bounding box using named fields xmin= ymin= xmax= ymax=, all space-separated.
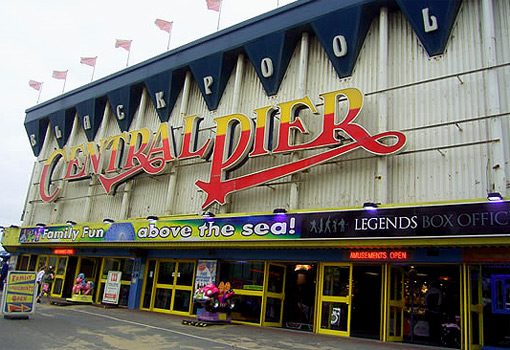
xmin=147 ymin=215 xmax=159 ymax=222
xmin=66 ymin=220 xmax=77 ymax=226
xmin=363 ymin=202 xmax=378 ymax=210
xmin=487 ymin=192 xmax=503 ymax=202
xmin=273 ymin=208 xmax=287 ymax=214
xmin=103 ymin=218 xmax=115 ymax=224
xmin=36 ymin=223 xmax=46 ymax=227
xmin=202 ymin=211 xmax=215 ymax=218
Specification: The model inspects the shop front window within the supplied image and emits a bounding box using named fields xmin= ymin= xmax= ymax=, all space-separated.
xmin=218 ymin=261 xmax=265 ymax=291
xmin=102 ymin=258 xmax=133 ymax=281
xmin=231 ymin=295 xmax=262 ymax=323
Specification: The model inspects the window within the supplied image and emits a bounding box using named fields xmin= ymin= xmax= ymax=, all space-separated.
xmin=492 ymin=275 xmax=510 ymax=314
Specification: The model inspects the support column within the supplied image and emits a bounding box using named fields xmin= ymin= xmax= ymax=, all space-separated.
xmin=83 ymin=103 xmax=111 ymax=222
xmin=289 ymin=32 xmax=309 ymax=210
xmin=165 ymin=71 xmax=192 ymax=214
xmin=482 ymin=0 xmax=507 ymax=195
xmin=51 ymin=115 xmax=81 ymax=223
xmin=120 ymin=91 xmax=148 ymax=220
xmin=127 ymin=256 xmax=146 ymax=310
xmin=375 ymin=7 xmax=389 ymax=205
xmin=219 ymin=53 xmax=245 ymax=214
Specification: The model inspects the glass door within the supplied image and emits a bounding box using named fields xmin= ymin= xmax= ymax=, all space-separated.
xmin=385 ymin=265 xmax=404 ymax=342
xmin=37 ymin=255 xmax=69 ymax=298
xmin=145 ymin=260 xmax=196 ymax=315
xmin=172 ymin=261 xmax=196 ymax=314
xmin=141 ymin=260 xmax=156 ymax=310
xmin=318 ymin=263 xmax=352 ymax=336
xmin=263 ymin=263 xmax=286 ymax=327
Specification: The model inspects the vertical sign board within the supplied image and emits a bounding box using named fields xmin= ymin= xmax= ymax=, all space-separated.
xmin=1 ymin=271 xmax=37 ymax=318
xmin=194 ymin=260 xmax=217 ymax=289
xmin=102 ymin=271 xmax=122 ymax=304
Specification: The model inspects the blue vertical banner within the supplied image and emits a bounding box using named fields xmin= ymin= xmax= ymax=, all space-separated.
xmin=396 ymin=0 xmax=463 ymax=56
xmin=311 ymin=4 xmax=376 ymax=79
xmin=145 ymin=69 xmax=186 ymax=123
xmin=189 ymin=52 xmax=237 ymax=111
xmin=25 ymin=117 xmax=49 ymax=157
xmin=76 ymin=98 xmax=107 ymax=142
xmin=107 ymin=85 xmax=143 ymax=132
xmin=48 ymin=109 xmax=75 ymax=149
xmin=244 ymin=30 xmax=300 ymax=96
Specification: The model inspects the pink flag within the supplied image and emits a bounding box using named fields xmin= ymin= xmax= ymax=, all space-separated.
xmin=28 ymin=80 xmax=43 ymax=91
xmin=52 ymin=70 xmax=68 ymax=80
xmin=115 ymin=39 xmax=132 ymax=51
xmin=80 ymin=56 xmax=97 ymax=67
xmin=206 ymin=0 xmax=221 ymax=12
xmin=155 ymin=19 xmax=173 ymax=33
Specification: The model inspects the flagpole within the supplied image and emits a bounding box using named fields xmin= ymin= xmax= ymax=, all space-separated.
xmin=62 ymin=73 xmax=67 ymax=93
xmin=37 ymin=84 xmax=43 ymax=103
xmin=91 ymin=64 xmax=96 ymax=81
xmin=216 ymin=1 xmax=223 ymax=31
xmin=167 ymin=30 xmax=172 ymax=51
xmin=126 ymin=42 xmax=131 ymax=66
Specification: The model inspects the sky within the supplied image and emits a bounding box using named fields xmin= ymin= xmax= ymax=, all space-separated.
xmin=0 ymin=0 xmax=298 ymax=230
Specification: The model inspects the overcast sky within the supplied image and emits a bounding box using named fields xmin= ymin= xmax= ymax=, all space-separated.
xmin=0 ymin=0 xmax=297 ymax=229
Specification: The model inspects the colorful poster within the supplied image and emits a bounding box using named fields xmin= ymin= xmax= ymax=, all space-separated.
xmin=102 ymin=271 xmax=122 ymax=304
xmin=1 ymin=271 xmax=37 ymax=316
xmin=194 ymin=260 xmax=217 ymax=289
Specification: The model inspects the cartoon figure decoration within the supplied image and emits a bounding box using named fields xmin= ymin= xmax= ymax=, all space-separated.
xmin=193 ymin=281 xmax=235 ymax=313
xmin=72 ymin=273 xmax=94 ymax=295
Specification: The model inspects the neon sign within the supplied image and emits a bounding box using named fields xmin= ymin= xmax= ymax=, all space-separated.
xmin=39 ymin=88 xmax=406 ymax=208
xmin=53 ymin=248 xmax=75 ymax=255
xmin=348 ymin=250 xmax=409 ymax=261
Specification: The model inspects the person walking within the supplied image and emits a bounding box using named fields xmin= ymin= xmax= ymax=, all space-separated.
xmin=39 ymin=266 xmax=55 ymax=303
xmin=36 ymin=265 xmax=46 ymax=302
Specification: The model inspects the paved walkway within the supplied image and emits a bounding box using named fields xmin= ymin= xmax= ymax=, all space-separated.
xmin=67 ymin=303 xmax=451 ymax=350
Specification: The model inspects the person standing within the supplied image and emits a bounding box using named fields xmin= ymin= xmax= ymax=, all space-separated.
xmin=36 ymin=266 xmax=46 ymax=302
xmin=0 ymin=256 xmax=10 ymax=290
xmin=40 ymin=266 xmax=55 ymax=303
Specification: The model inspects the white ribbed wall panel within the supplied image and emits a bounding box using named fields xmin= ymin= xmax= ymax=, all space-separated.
xmin=23 ymin=0 xmax=510 ymax=225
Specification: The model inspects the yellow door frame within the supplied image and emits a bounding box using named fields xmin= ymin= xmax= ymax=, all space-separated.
xmin=75 ymin=256 xmax=101 ymax=303
xmin=462 ymin=264 xmax=484 ymax=350
xmin=317 ymin=262 xmax=352 ymax=337
xmin=36 ymin=254 xmax=68 ymax=298
xmin=262 ymin=262 xmax=287 ymax=327
xmin=94 ymin=257 xmax=133 ymax=305
xmin=172 ymin=260 xmax=197 ymax=315
xmin=145 ymin=259 xmax=196 ymax=316
xmin=140 ymin=259 xmax=156 ymax=311
xmin=383 ymin=264 xmax=405 ymax=342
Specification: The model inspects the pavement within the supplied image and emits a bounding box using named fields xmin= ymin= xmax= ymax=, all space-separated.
xmin=1 ymin=299 xmax=452 ymax=350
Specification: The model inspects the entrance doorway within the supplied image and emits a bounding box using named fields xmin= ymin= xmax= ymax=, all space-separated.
xmin=403 ymin=265 xmax=461 ymax=348
xmin=282 ymin=263 xmax=317 ymax=331
xmin=141 ymin=259 xmax=196 ymax=315
xmin=351 ymin=265 xmax=382 ymax=339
